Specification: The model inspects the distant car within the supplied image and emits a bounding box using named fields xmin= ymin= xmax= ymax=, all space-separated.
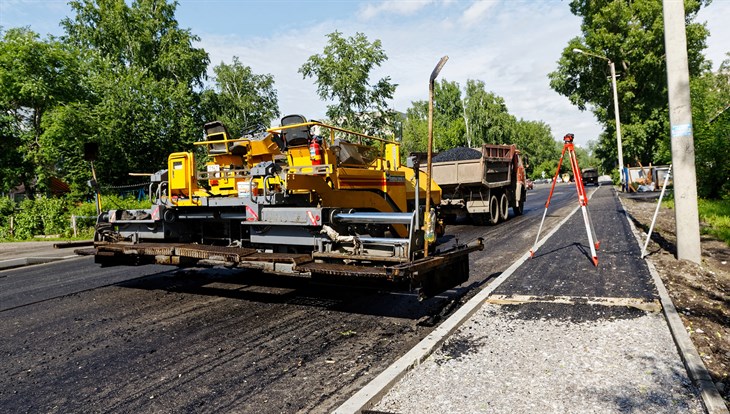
xmin=582 ymin=168 xmax=599 ymax=185
xmin=526 ymin=179 xmax=534 ymax=190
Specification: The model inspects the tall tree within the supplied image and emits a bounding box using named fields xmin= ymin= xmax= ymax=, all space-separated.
xmin=401 ymin=79 xmax=465 ymax=154
xmin=299 ymin=31 xmax=397 ymax=136
xmin=202 ymin=57 xmax=279 ymax=137
xmin=433 ymin=79 xmax=466 ymax=150
xmin=0 ymin=28 xmax=84 ymax=196
xmin=549 ymin=0 xmax=710 ymax=174
xmin=463 ymin=79 xmax=516 ymax=146
xmin=58 ymin=0 xmax=210 ymax=187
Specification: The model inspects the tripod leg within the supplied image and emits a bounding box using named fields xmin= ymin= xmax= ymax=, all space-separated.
xmin=585 ymin=205 xmax=600 ymax=250
xmin=530 ymin=207 xmax=549 ymax=258
xmin=530 ymin=145 xmax=567 ymax=258
xmin=580 ymin=205 xmax=599 ymax=266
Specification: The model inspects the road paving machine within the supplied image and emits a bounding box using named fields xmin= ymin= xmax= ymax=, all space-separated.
xmin=94 ymin=115 xmax=482 ymax=298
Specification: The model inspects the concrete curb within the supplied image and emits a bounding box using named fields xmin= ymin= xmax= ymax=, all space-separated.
xmin=334 ymin=192 xmax=588 ymax=413
xmin=619 ymin=194 xmax=729 ymax=414
xmin=0 ymin=255 xmax=80 ymax=271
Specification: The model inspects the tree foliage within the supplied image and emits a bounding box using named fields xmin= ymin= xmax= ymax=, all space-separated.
xmin=0 ymin=27 xmax=85 ymax=197
xmin=549 ymin=0 xmax=711 ymax=174
xmin=691 ymin=55 xmax=730 ymax=198
xmin=401 ymin=79 xmax=559 ymax=177
xmin=53 ymin=0 xmax=209 ymax=190
xmin=202 ymin=57 xmax=279 ymax=137
xmin=299 ymin=31 xmax=398 ymax=135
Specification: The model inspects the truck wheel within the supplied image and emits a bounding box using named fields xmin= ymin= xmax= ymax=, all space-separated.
xmin=488 ymin=195 xmax=499 ymax=225
xmin=513 ymin=188 xmax=526 ymax=216
xmin=499 ymin=193 xmax=509 ymax=222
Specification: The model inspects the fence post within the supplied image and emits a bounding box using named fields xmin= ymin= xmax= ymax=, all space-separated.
xmin=72 ymin=215 xmax=77 ymax=238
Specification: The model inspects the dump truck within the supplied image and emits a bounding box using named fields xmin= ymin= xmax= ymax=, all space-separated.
xmin=581 ymin=167 xmax=598 ymax=185
xmin=93 ymin=115 xmax=482 ymax=298
xmin=428 ymin=144 xmax=527 ymax=225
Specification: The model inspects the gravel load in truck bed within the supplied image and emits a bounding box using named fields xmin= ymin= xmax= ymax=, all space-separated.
xmin=432 ymin=147 xmax=481 ymax=162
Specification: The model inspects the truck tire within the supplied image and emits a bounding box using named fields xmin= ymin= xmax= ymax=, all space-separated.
xmin=488 ymin=195 xmax=499 ymax=225
xmin=499 ymin=193 xmax=509 ymax=222
xmin=513 ymin=188 xmax=526 ymax=216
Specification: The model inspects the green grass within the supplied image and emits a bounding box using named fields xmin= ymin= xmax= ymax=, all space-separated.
xmin=663 ymin=198 xmax=730 ymax=245
xmin=698 ymin=198 xmax=730 ymax=245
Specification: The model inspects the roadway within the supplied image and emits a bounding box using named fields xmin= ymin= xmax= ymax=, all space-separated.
xmin=0 ymin=182 xmax=584 ymax=413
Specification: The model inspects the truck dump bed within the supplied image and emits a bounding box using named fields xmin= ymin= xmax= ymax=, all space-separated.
xmin=432 ymin=144 xmax=515 ymax=190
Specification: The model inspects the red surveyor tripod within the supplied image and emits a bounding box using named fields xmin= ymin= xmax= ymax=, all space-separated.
xmin=530 ymin=133 xmax=600 ymax=266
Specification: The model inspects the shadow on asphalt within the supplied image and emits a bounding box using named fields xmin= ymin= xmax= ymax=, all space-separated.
xmin=114 ymin=267 xmax=462 ymax=320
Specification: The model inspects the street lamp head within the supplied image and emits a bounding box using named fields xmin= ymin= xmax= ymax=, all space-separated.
xmin=430 ymin=56 xmax=449 ymax=83
xmin=572 ymin=48 xmax=584 ymax=55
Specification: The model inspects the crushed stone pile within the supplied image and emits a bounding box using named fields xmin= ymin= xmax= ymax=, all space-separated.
xmin=432 ymin=147 xmax=481 ymax=162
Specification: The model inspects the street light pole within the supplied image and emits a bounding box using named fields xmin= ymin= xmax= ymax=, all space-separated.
xmin=573 ymin=48 xmax=624 ymax=187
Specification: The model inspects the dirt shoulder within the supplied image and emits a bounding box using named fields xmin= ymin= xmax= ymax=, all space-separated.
xmin=621 ymin=194 xmax=730 ymax=405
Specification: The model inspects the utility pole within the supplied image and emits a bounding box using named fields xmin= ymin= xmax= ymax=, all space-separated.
xmin=663 ymin=0 xmax=701 ymax=263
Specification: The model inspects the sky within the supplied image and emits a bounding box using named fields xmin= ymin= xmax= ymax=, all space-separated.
xmin=1 ymin=0 xmax=729 ymax=149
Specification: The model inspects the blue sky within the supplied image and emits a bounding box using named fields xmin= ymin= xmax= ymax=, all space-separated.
xmin=2 ymin=0 xmax=728 ymax=149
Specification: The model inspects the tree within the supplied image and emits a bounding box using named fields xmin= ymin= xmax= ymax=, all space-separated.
xmin=57 ymin=0 xmax=210 ymax=188
xmin=299 ymin=31 xmax=397 ymax=136
xmin=512 ymin=119 xmax=560 ymax=178
xmin=0 ymin=27 xmax=84 ymax=196
xmin=401 ymin=79 xmax=560 ymax=169
xmin=691 ymin=55 xmax=730 ymax=198
xmin=401 ymin=79 xmax=465 ymax=154
xmin=400 ymin=101 xmax=428 ymax=156
xmin=433 ymin=79 xmax=466 ymax=150
xmin=463 ymin=79 xmax=517 ymax=146
xmin=202 ymin=57 xmax=279 ymax=137
xmin=62 ymin=0 xmax=208 ymax=88
xmin=549 ymin=0 xmax=710 ymax=174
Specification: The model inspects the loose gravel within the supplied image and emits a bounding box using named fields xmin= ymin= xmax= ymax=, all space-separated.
xmin=432 ymin=147 xmax=481 ymax=162
xmin=374 ymin=303 xmax=703 ymax=414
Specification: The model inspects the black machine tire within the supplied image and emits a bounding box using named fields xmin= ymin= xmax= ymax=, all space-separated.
xmin=499 ymin=193 xmax=509 ymax=222
xmin=488 ymin=195 xmax=499 ymax=225
xmin=514 ymin=188 xmax=526 ymax=216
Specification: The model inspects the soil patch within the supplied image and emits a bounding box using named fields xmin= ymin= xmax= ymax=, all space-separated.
xmin=622 ymin=195 xmax=730 ymax=404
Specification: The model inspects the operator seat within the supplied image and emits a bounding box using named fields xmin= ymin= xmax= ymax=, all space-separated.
xmin=280 ymin=114 xmax=311 ymax=148
xmin=203 ymin=121 xmax=233 ymax=154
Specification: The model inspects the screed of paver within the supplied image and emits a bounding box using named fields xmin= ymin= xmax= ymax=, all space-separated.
xmin=374 ymin=303 xmax=702 ymax=414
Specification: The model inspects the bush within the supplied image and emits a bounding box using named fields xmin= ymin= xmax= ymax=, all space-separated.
xmin=0 ymin=197 xmax=16 ymax=239
xmin=0 ymin=194 xmax=152 ymax=241
xmin=12 ymin=197 xmax=71 ymax=239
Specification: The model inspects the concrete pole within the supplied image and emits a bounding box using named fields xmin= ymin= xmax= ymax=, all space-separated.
xmin=608 ymin=61 xmax=624 ymax=187
xmin=663 ymin=0 xmax=701 ymax=263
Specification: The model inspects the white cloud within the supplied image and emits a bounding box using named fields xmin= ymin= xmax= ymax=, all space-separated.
xmin=460 ymin=0 xmax=499 ymax=27
xmin=358 ymin=0 xmax=434 ymax=20
xmin=197 ymin=1 xmax=603 ymax=146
